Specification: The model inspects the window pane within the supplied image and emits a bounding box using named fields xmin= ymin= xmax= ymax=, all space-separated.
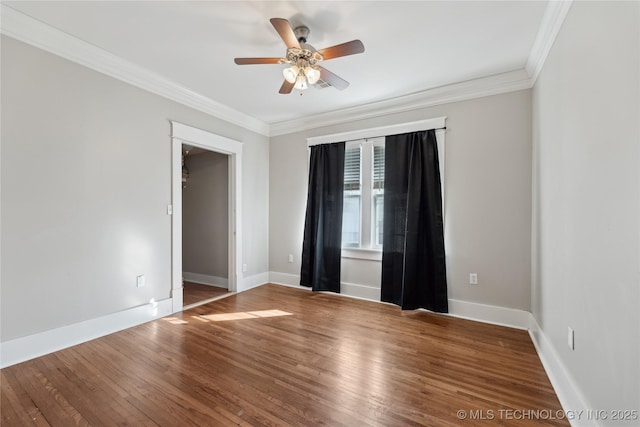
xmin=374 ymin=193 xmax=384 ymax=246
xmin=342 ymin=194 xmax=360 ymax=246
xmin=373 ymin=145 xmax=384 ymax=190
xmin=344 ymin=146 xmax=361 ymax=191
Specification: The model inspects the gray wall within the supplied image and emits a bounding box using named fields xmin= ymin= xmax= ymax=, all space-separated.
xmin=532 ymin=1 xmax=639 ymax=418
xmin=182 ymin=151 xmax=228 ymax=280
xmin=1 ymin=36 xmax=269 ymax=342
xmin=270 ymin=89 xmax=532 ymax=311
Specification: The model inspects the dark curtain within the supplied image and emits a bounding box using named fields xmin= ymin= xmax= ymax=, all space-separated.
xmin=381 ymin=130 xmax=448 ymax=312
xmin=300 ymin=142 xmax=345 ymax=293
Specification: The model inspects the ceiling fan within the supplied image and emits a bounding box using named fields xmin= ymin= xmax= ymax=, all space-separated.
xmin=234 ymin=18 xmax=365 ymax=94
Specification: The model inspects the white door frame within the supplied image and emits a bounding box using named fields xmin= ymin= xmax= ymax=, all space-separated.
xmin=170 ymin=121 xmax=243 ymax=313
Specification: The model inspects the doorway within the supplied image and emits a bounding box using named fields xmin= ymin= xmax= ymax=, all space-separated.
xmin=170 ymin=122 xmax=243 ymax=312
xmin=181 ymin=146 xmax=231 ymax=308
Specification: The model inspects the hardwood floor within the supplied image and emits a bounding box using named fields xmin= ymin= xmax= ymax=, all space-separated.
xmin=1 ymin=284 xmax=568 ymax=426
xmin=183 ymin=281 xmax=230 ymax=307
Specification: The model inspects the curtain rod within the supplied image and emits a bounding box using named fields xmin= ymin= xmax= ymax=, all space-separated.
xmin=350 ymin=127 xmax=447 ymax=144
xmin=307 ymin=117 xmax=447 ymax=146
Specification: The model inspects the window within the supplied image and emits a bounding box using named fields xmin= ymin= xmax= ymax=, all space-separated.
xmin=342 ymin=145 xmax=361 ymax=247
xmin=342 ymin=138 xmax=384 ymax=249
xmin=372 ymin=144 xmax=385 ymax=247
xmin=307 ymin=116 xmax=446 ymax=258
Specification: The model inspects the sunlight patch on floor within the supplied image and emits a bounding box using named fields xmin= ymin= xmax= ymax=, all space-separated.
xmin=163 ymin=317 xmax=188 ymax=325
xmin=197 ymin=309 xmax=293 ymax=322
xmin=164 ymin=310 xmax=293 ymax=325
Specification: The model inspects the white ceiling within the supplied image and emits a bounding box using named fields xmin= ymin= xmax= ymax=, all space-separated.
xmin=5 ymin=1 xmax=548 ymax=127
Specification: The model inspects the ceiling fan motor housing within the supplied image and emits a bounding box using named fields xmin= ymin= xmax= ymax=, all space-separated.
xmin=294 ymin=26 xmax=310 ymax=43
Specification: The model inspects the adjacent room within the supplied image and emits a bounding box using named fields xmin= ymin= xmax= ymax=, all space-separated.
xmin=181 ymin=145 xmax=233 ymax=307
xmin=1 ymin=1 xmax=638 ymax=426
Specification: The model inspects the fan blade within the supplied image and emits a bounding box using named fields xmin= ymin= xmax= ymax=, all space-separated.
xmin=318 ymin=66 xmax=349 ymax=90
xmin=234 ymin=57 xmax=281 ymax=65
xmin=317 ymin=40 xmax=364 ymax=60
xmin=279 ymin=80 xmax=294 ymax=94
xmin=270 ymin=18 xmax=300 ymax=49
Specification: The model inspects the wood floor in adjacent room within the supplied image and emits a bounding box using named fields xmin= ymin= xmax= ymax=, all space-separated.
xmin=183 ymin=281 xmax=231 ymax=307
xmin=1 ymin=284 xmax=568 ymax=426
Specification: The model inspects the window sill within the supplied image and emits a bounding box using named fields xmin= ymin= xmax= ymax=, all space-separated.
xmin=341 ymin=248 xmax=382 ymax=261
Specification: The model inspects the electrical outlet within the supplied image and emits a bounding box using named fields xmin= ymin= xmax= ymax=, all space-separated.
xmin=568 ymin=327 xmax=574 ymax=350
xmin=469 ymin=273 xmax=478 ymax=285
xmin=242 ymin=263 xmax=247 ymax=273
xmin=136 ymin=275 xmax=145 ymax=288
xmin=288 ymin=254 xmax=294 ymax=263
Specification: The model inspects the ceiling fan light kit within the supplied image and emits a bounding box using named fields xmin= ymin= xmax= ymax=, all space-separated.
xmin=304 ymin=67 xmax=321 ymax=84
xmin=282 ymin=65 xmax=299 ymax=83
xmin=234 ymin=18 xmax=365 ymax=94
xmin=281 ymin=47 xmax=322 ymax=89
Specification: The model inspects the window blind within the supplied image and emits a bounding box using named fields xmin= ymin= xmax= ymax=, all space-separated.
xmin=344 ymin=146 xmax=361 ymax=191
xmin=373 ymin=145 xmax=384 ymax=190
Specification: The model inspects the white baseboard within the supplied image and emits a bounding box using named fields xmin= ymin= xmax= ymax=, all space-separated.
xmin=528 ymin=315 xmax=596 ymax=427
xmin=268 ymin=271 xmax=528 ymax=329
xmin=269 ymin=271 xmax=300 ymax=287
xmin=268 ymin=272 xmax=381 ymax=302
xmin=239 ymin=271 xmax=269 ymax=291
xmin=447 ymin=299 xmax=530 ymax=330
xmin=0 ymin=271 xmax=270 ymax=368
xmin=0 ymin=298 xmax=173 ymax=368
xmin=182 ymin=272 xmax=228 ymax=288
xmin=339 ymin=282 xmax=381 ymax=302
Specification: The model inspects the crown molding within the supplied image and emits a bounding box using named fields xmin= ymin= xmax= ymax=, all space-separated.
xmin=2 ymin=2 xmax=572 ymax=139
xmin=269 ymin=69 xmax=533 ymax=136
xmin=526 ymin=0 xmax=573 ymax=85
xmin=271 ymin=0 xmax=575 ymax=138
xmin=0 ymin=5 xmax=270 ymax=136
